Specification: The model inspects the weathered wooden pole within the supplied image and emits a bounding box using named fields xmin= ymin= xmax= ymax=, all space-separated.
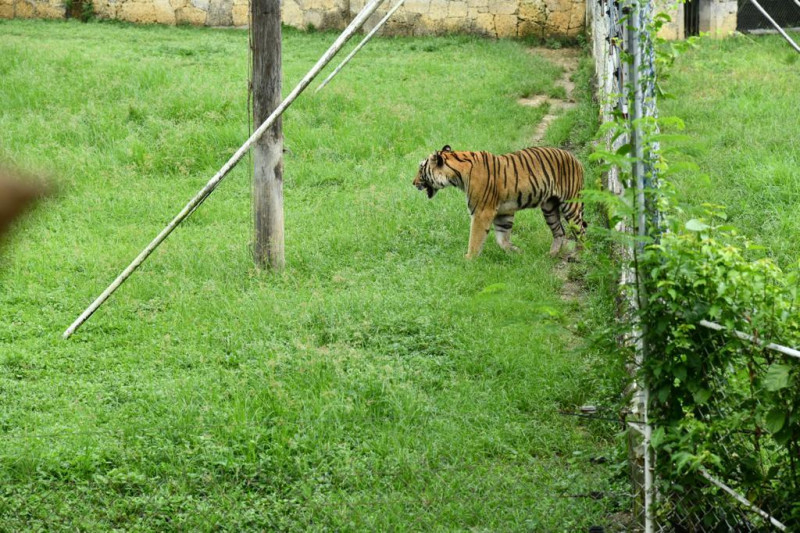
xmin=252 ymin=0 xmax=284 ymax=269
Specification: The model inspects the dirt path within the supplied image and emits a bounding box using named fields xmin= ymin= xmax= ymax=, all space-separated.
xmin=519 ymin=47 xmax=585 ymax=300
xmin=518 ymin=47 xmax=582 ymax=145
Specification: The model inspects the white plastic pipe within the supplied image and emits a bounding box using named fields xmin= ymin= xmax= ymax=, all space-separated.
xmin=749 ymin=0 xmax=800 ymax=54
xmin=698 ymin=320 xmax=800 ymax=360
xmin=63 ymin=0 xmax=387 ymax=339
xmin=699 ymin=468 xmax=787 ymax=531
xmin=316 ymin=0 xmax=406 ymax=93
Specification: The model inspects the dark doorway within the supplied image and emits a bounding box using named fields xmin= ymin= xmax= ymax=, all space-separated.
xmin=685 ymin=0 xmax=701 ymax=37
xmin=737 ymin=0 xmax=800 ymax=32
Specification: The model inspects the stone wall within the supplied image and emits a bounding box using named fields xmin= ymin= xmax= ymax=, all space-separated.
xmin=654 ymin=0 xmax=684 ymax=40
xmin=89 ymin=0 xmax=250 ymax=25
xmin=346 ymin=0 xmax=587 ymax=38
xmin=0 ymin=0 xmax=63 ymax=19
xmin=0 ymin=0 xmax=587 ymax=38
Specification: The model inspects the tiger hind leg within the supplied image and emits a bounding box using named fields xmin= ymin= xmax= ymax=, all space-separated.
xmin=560 ymin=200 xmax=586 ymax=239
xmin=541 ymin=197 xmax=566 ymax=257
xmin=493 ymin=213 xmax=520 ymax=253
xmin=560 ymin=200 xmax=587 ymax=261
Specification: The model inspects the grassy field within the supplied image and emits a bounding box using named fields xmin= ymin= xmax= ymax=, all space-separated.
xmin=659 ymin=32 xmax=800 ymax=267
xmin=0 ymin=20 xmax=620 ymax=531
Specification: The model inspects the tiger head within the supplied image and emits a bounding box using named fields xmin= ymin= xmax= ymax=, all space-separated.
xmin=413 ymin=145 xmax=457 ymax=199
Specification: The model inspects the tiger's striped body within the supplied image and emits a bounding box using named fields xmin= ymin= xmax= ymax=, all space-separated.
xmin=413 ymin=145 xmax=585 ymax=259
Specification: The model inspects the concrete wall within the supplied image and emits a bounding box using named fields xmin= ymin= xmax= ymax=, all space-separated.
xmin=699 ymin=0 xmax=736 ymax=37
xmin=0 ymin=0 xmax=587 ymax=38
xmin=652 ymin=0 xmax=737 ymax=40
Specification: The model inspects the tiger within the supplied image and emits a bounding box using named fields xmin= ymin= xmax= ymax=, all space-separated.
xmin=412 ymin=145 xmax=586 ymax=259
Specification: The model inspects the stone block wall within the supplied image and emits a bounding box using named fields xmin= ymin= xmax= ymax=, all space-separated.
xmin=88 ymin=0 xmax=249 ymax=25
xmin=345 ymin=0 xmax=586 ymax=38
xmin=0 ymin=0 xmax=64 ymax=19
xmin=0 ymin=0 xmax=587 ymax=38
xmin=0 ymin=0 xmax=739 ymax=38
xmin=654 ymin=0 xmax=684 ymax=40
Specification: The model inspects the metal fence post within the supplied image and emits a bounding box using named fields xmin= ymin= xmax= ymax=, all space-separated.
xmin=627 ymin=1 xmax=655 ymax=531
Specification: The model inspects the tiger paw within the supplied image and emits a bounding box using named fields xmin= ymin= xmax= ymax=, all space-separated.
xmin=549 ymin=238 xmax=565 ymax=257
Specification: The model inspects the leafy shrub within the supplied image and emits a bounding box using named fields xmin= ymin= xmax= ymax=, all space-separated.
xmin=641 ymin=208 xmax=800 ymax=526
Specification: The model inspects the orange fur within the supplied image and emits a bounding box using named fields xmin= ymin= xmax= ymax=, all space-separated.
xmin=413 ymin=145 xmax=585 ymax=258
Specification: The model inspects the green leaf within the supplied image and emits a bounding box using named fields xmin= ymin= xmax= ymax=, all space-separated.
xmin=657 ymin=386 xmax=671 ymax=403
xmin=763 ymin=364 xmax=791 ymax=391
xmin=774 ymin=427 xmax=793 ymax=446
xmin=650 ymin=426 xmax=666 ymax=449
xmin=685 ymin=219 xmax=710 ymax=232
xmin=693 ymin=388 xmax=711 ymax=404
xmin=765 ymin=409 xmax=786 ymax=434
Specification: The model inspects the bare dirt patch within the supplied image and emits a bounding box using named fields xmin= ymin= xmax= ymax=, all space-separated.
xmin=553 ymin=259 xmax=583 ymax=303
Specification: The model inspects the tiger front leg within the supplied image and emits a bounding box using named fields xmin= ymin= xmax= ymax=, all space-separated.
xmin=466 ymin=210 xmax=495 ymax=259
xmin=493 ymin=213 xmax=521 ymax=253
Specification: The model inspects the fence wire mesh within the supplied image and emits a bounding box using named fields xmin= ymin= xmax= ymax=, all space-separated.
xmin=737 ymin=0 xmax=800 ymax=32
xmin=648 ymin=327 xmax=798 ymax=532
xmin=590 ymin=1 xmax=799 ymax=531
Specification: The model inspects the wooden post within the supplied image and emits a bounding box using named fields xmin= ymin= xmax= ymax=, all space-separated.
xmin=252 ymin=0 xmax=284 ymax=269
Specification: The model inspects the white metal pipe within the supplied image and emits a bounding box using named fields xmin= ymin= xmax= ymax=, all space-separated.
xmin=627 ymin=5 xmax=653 ymax=530
xmin=698 ymin=320 xmax=800 ymax=360
xmin=749 ymin=0 xmax=800 ymax=54
xmin=63 ymin=0 xmax=387 ymax=339
xmin=699 ymin=468 xmax=787 ymax=531
xmin=316 ymin=0 xmax=406 ymax=93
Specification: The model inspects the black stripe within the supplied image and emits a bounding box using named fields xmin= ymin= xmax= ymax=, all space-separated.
xmin=518 ymin=149 xmax=540 ymax=192
xmin=529 ymin=149 xmax=553 ymax=193
xmin=510 ymin=154 xmax=520 ymax=192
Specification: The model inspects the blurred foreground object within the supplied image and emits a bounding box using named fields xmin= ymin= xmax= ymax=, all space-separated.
xmin=0 ymin=168 xmax=48 ymax=243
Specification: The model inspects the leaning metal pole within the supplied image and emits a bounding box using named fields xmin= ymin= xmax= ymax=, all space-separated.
xmin=749 ymin=0 xmax=800 ymax=53
xmin=63 ymin=0 xmax=387 ymax=339
xmin=316 ymin=0 xmax=406 ymax=93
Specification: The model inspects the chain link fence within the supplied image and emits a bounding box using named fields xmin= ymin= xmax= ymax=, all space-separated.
xmin=589 ymin=1 xmax=799 ymax=531
xmin=646 ymin=323 xmax=799 ymax=532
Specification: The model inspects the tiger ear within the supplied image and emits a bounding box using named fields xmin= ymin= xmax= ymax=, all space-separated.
xmin=441 ymin=145 xmax=452 ymax=152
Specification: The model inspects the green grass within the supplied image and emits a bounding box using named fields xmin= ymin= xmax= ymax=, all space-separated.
xmin=0 ymin=20 xmax=621 ymax=531
xmin=659 ymin=32 xmax=800 ymax=266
